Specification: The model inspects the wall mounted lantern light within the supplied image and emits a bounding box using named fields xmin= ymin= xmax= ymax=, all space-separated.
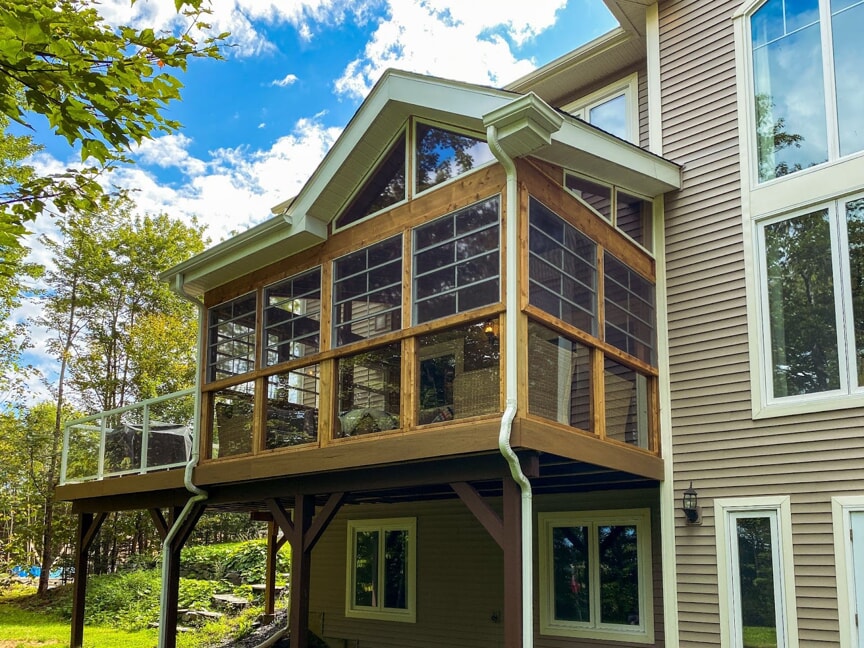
xmin=682 ymin=482 xmax=700 ymax=524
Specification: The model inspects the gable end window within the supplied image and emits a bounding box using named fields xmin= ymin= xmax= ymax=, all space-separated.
xmin=414 ymin=122 xmax=494 ymax=195
xmin=346 ymin=518 xmax=416 ymax=622
xmin=539 ymin=509 xmax=654 ymax=643
xmin=336 ymin=131 xmax=407 ymax=229
xmin=748 ymin=0 xmax=864 ymax=183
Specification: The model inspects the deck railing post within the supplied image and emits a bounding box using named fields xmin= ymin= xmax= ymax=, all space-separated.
xmin=141 ymin=403 xmax=151 ymax=474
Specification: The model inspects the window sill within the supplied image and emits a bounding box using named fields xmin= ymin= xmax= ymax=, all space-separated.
xmin=753 ymin=391 xmax=864 ymax=420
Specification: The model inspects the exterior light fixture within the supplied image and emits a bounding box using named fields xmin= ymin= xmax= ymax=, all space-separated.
xmin=682 ymin=482 xmax=700 ymax=523
xmin=484 ymin=321 xmax=499 ymax=348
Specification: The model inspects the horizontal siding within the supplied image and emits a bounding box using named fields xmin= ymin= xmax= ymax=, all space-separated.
xmin=308 ymin=491 xmax=664 ymax=648
xmin=659 ymin=0 xmax=864 ymax=645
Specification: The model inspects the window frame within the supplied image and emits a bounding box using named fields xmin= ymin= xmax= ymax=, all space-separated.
xmin=736 ymin=0 xmax=864 ymax=187
xmin=751 ymin=195 xmax=864 ymax=416
xmin=830 ymin=496 xmax=864 ymax=648
xmin=345 ymin=518 xmax=417 ymax=623
xmin=538 ymin=508 xmax=654 ymax=643
xmin=714 ymin=496 xmax=798 ymax=648
xmin=561 ymin=73 xmax=639 ymax=144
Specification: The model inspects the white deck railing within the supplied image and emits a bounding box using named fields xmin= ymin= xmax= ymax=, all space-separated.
xmin=60 ymin=388 xmax=196 ymax=485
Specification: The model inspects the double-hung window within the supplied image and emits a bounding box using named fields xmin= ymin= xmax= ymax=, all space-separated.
xmin=538 ymin=509 xmax=653 ymax=643
xmin=746 ymin=0 xmax=864 ymax=183
xmin=755 ymin=195 xmax=863 ymax=405
xmin=346 ymin=518 xmax=416 ymax=622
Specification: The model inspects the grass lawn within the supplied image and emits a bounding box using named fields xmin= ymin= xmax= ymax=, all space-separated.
xmin=0 ymin=585 xmax=157 ymax=648
xmin=0 ymin=605 xmax=157 ymax=648
xmin=743 ymin=625 xmax=777 ymax=648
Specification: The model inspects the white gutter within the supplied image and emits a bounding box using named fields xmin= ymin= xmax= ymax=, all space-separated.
xmin=486 ymin=124 xmax=534 ymax=648
xmin=483 ymin=92 xmax=563 ymax=648
xmin=158 ymin=275 xmax=210 ymax=648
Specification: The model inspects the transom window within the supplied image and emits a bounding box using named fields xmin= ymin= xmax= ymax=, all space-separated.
xmin=346 ymin=518 xmax=416 ymax=622
xmin=207 ymin=292 xmax=257 ymax=382
xmin=333 ymin=235 xmax=402 ymax=347
xmin=539 ymin=509 xmax=653 ymax=643
xmin=564 ymin=172 xmax=654 ymax=251
xmin=756 ymin=195 xmax=863 ymax=401
xmin=413 ymin=197 xmax=500 ymax=324
xmin=749 ymin=0 xmax=864 ymax=182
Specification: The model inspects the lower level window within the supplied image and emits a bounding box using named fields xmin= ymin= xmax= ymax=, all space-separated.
xmin=346 ymin=518 xmax=416 ymax=622
xmin=539 ymin=509 xmax=653 ymax=643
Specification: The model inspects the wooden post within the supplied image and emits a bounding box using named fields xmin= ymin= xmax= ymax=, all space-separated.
xmin=502 ymin=477 xmax=523 ymax=648
xmin=289 ymin=495 xmax=314 ymax=648
xmin=263 ymin=519 xmax=279 ymax=623
xmin=162 ymin=503 xmax=205 ymax=648
xmin=70 ymin=512 xmax=107 ymax=648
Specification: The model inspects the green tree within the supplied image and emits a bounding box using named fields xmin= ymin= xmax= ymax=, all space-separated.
xmin=36 ymin=201 xmax=206 ymax=592
xmin=0 ymin=0 xmax=225 ymax=270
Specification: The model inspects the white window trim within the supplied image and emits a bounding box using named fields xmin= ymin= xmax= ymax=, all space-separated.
xmin=733 ymin=2 xmax=864 ymax=418
xmin=538 ymin=508 xmax=654 ymax=644
xmin=747 ymin=194 xmax=864 ymax=418
xmin=831 ymin=496 xmax=864 ymax=648
xmin=345 ymin=517 xmax=416 ymax=622
xmin=714 ymin=496 xmax=798 ymax=648
xmin=561 ymin=73 xmax=639 ymax=144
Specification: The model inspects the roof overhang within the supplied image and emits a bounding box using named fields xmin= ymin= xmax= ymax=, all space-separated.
xmin=166 ymin=67 xmax=679 ymax=300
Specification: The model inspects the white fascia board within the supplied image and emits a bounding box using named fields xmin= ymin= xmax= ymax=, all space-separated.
xmin=543 ymin=119 xmax=681 ymax=196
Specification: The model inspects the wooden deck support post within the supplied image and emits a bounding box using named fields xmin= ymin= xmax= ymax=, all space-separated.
xmin=263 ymin=518 xmax=281 ymax=623
xmin=266 ymin=493 xmax=344 ymax=648
xmin=502 ymin=476 xmax=523 ymax=648
xmin=162 ymin=503 xmax=205 ymax=648
xmin=70 ymin=511 xmax=107 ymax=648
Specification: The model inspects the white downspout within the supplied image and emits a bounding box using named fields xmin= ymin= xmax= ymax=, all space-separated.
xmin=487 ymin=124 xmax=534 ymax=648
xmin=158 ymin=275 xmax=209 ymax=648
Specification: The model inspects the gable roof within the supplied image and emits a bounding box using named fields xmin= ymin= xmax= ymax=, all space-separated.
xmin=166 ymin=68 xmax=679 ymax=300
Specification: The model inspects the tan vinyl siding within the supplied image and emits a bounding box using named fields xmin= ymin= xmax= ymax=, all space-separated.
xmin=659 ymin=0 xmax=864 ymax=645
xmin=308 ymin=490 xmax=663 ymax=647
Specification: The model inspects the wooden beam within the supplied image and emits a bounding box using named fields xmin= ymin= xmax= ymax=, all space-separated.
xmin=265 ymin=498 xmax=295 ymax=537
xmin=502 ymin=477 xmax=522 ymax=648
xmin=450 ymin=482 xmax=503 ymax=549
xmin=149 ymin=508 xmax=169 ymax=541
xmin=304 ymin=492 xmax=345 ymax=552
xmin=70 ymin=512 xmax=106 ymax=648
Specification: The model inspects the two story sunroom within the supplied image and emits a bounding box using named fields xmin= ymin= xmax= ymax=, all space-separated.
xmin=59 ymin=70 xmax=680 ymax=510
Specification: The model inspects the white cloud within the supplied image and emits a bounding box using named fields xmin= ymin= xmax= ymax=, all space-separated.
xmin=94 ymin=0 xmax=369 ymax=57
xmin=334 ymin=0 xmax=567 ymax=99
xmin=134 ymin=134 xmax=208 ymax=177
xmin=271 ymin=73 xmax=299 ymax=87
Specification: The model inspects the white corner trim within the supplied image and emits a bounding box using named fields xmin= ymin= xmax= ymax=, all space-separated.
xmin=646 ymin=3 xmax=663 ymax=156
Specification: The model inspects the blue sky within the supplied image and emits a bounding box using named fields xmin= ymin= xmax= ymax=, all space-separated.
xmin=27 ymin=0 xmax=617 ymax=244
xmin=16 ymin=0 xmax=618 ymax=400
